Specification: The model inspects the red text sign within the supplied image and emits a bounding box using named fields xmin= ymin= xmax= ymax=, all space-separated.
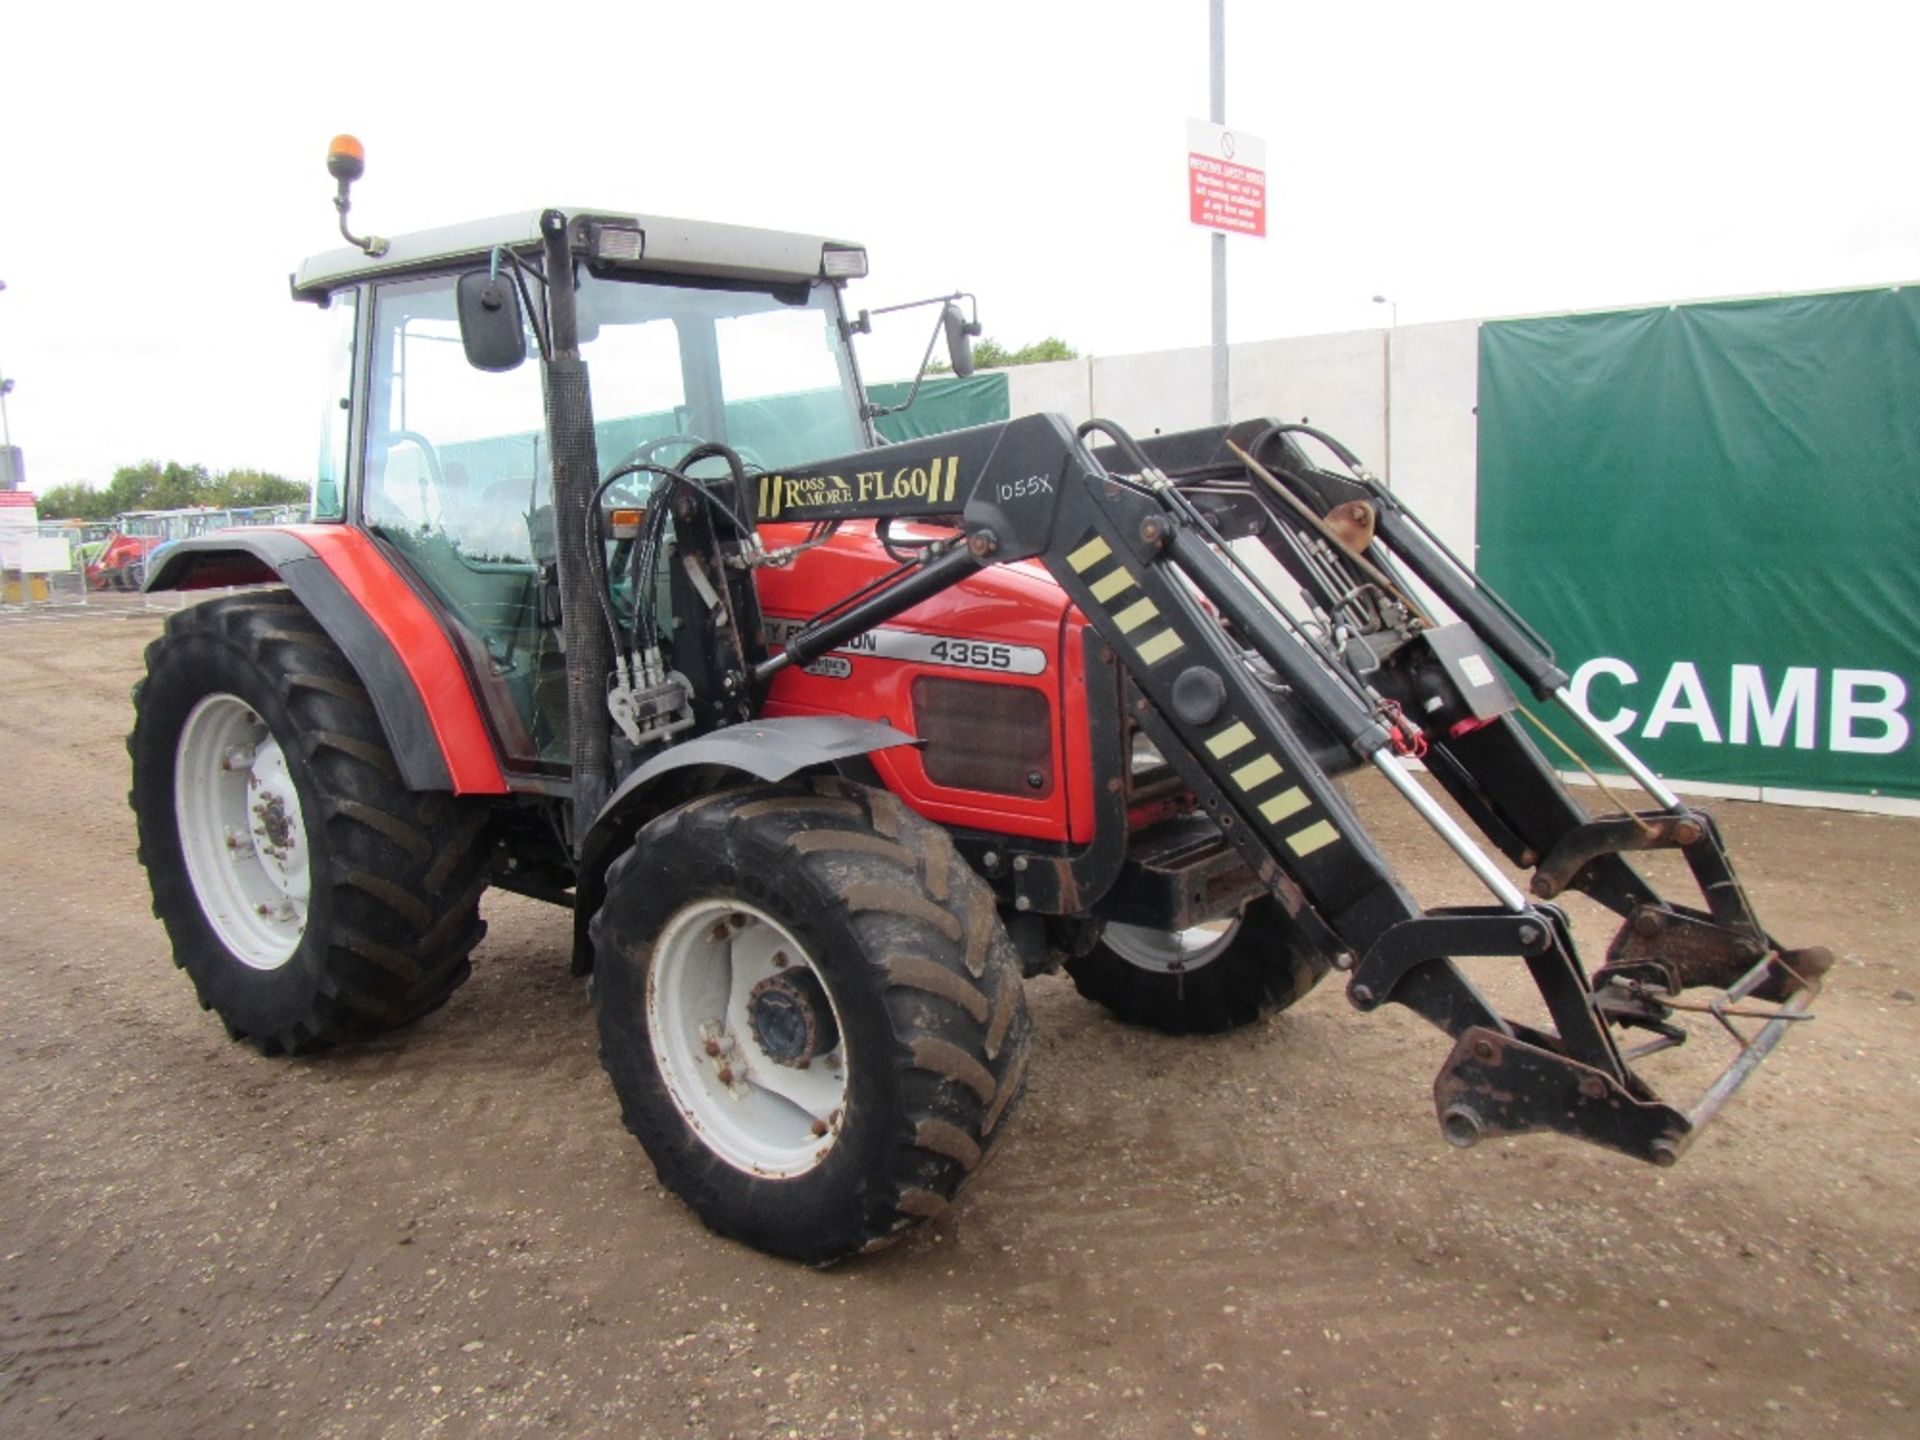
xmin=1187 ymin=120 xmax=1267 ymax=238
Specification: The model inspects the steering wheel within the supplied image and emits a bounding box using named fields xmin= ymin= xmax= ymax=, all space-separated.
xmin=601 ymin=433 xmax=767 ymax=547
xmin=604 ymin=433 xmax=707 ymax=488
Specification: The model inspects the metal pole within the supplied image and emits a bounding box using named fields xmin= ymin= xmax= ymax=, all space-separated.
xmin=1209 ymin=0 xmax=1228 ymax=426
xmin=1372 ymin=294 xmax=1395 ymax=487
xmin=1382 ymin=322 xmax=1392 ymax=485
xmin=1551 ymin=684 xmax=1685 ymax=811
xmin=1370 ymin=751 xmax=1532 ymax=913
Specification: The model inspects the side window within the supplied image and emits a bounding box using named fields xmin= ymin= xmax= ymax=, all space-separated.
xmin=311 ymin=288 xmax=357 ymax=521
xmin=365 ymin=276 xmax=547 ymax=562
xmin=362 ymin=273 xmax=560 ymax=768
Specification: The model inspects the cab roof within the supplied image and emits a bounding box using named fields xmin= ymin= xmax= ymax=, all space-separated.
xmin=291 ymin=208 xmax=865 ymax=301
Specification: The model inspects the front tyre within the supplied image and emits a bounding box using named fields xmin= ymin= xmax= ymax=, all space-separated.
xmin=590 ymin=778 xmax=1031 ymax=1264
xmin=1065 ymin=897 xmax=1329 ymax=1035
xmin=129 ymin=590 xmax=490 ymax=1053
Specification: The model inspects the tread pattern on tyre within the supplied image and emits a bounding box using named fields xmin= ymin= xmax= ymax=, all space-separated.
xmin=590 ymin=776 xmax=1031 ymax=1263
xmin=1065 ymin=896 xmax=1332 ymax=1036
xmin=129 ymin=590 xmax=490 ymax=1054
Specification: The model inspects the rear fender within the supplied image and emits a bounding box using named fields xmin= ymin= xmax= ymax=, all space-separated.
xmin=145 ymin=528 xmax=507 ymax=795
xmin=568 ymin=716 xmax=920 ymax=973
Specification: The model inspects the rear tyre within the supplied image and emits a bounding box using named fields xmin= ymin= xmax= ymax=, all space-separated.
xmin=128 ymin=590 xmax=490 ymax=1053
xmin=590 ymin=778 xmax=1030 ymax=1264
xmin=1065 ymin=897 xmax=1329 ymax=1035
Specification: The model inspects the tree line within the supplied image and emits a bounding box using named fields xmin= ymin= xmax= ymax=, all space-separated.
xmin=36 ymin=462 xmax=308 ymax=522
xmin=933 ymin=336 xmax=1079 ymax=374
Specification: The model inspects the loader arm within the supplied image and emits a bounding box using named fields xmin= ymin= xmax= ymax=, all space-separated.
xmin=744 ymin=413 xmax=1828 ymax=1166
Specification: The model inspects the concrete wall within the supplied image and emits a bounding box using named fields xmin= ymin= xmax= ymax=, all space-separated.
xmin=999 ymin=318 xmax=1483 ymax=558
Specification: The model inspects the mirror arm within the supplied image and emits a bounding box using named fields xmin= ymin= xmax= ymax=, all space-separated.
xmin=490 ymin=247 xmax=553 ymax=363
xmin=862 ymin=308 xmax=951 ymax=420
xmin=852 ymin=292 xmax=978 ymax=420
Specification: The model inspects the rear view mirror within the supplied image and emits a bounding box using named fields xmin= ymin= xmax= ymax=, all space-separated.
xmin=456 ymin=271 xmax=527 ymax=372
xmin=942 ymin=302 xmax=977 ymax=378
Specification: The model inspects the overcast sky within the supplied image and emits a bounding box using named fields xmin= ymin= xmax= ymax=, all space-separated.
xmin=3 ymin=1 xmax=1914 ymax=491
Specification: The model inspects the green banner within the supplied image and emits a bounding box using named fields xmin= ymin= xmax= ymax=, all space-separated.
xmin=870 ymin=373 xmax=1010 ymax=443
xmin=1476 ymin=287 xmax=1920 ymax=800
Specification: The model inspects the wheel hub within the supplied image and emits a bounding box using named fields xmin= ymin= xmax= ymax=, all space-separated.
xmin=748 ymin=971 xmax=839 ymax=1066
xmin=646 ymin=899 xmax=851 ymax=1178
xmin=175 ymin=693 xmax=311 ymax=970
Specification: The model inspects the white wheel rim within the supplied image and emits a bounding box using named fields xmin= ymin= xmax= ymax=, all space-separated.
xmin=646 ymin=899 xmax=850 ymax=1179
xmin=174 ymin=693 xmax=311 ymax=970
xmin=1102 ymin=916 xmax=1240 ymax=975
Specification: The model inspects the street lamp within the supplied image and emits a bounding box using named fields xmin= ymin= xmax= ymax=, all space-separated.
xmin=1371 ymin=294 xmax=1396 ymax=486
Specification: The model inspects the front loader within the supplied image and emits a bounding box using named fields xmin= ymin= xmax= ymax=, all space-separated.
xmin=129 ymin=139 xmax=1827 ymax=1263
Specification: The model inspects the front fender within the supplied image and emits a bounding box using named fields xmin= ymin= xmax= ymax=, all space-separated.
xmin=145 ymin=528 xmax=507 ymax=795
xmin=569 ymin=715 xmax=920 ymax=972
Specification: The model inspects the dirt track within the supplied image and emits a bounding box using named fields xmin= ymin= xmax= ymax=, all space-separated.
xmin=2 ymin=600 xmax=1915 ymax=1439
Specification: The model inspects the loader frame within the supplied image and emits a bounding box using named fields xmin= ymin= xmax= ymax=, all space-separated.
xmin=731 ymin=410 xmax=1827 ymax=1164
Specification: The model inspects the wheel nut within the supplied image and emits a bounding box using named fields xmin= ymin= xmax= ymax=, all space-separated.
xmin=704 ymin=1039 xmax=721 ymax=1057
xmin=772 ymin=950 xmax=788 ymax=969
xmin=716 ymin=1065 xmax=734 ymax=1085
xmin=810 ymin=1119 xmax=828 ymax=1137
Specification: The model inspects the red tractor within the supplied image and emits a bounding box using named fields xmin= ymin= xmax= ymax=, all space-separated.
xmin=87 ymin=528 xmax=161 ymax=590
xmin=131 ymin=140 xmax=1828 ymax=1262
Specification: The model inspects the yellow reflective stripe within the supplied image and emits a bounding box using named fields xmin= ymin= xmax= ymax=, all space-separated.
xmin=1286 ymin=819 xmax=1341 ymax=857
xmin=1231 ymin=754 xmax=1282 ymax=791
xmin=1259 ymin=787 xmax=1310 ymax=824
xmin=1089 ymin=568 xmax=1133 ymax=603
xmin=1067 ymin=536 xmax=1112 ymax=572
xmin=1113 ymin=597 xmax=1159 ymax=634
xmin=1205 ymin=722 xmax=1256 ymax=758
xmin=1135 ymin=629 xmax=1184 ymax=665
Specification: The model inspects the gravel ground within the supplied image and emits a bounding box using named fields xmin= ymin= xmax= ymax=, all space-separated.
xmin=1 ymin=601 xmax=1914 ymax=1438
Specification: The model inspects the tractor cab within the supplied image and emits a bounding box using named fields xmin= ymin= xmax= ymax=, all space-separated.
xmin=292 ymin=208 xmax=879 ymax=768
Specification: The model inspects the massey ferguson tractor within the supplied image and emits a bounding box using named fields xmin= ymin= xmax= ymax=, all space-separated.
xmin=129 ymin=139 xmax=1829 ymax=1263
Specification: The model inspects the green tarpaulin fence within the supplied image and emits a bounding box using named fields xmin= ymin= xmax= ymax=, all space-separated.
xmin=869 ymin=373 xmax=1010 ymax=443
xmin=1476 ymin=287 xmax=1920 ymax=800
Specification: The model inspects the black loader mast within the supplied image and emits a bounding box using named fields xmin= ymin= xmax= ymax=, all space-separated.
xmin=748 ymin=412 xmax=1830 ymax=1166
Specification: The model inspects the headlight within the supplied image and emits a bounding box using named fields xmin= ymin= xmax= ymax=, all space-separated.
xmin=820 ymin=245 xmax=869 ymax=280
